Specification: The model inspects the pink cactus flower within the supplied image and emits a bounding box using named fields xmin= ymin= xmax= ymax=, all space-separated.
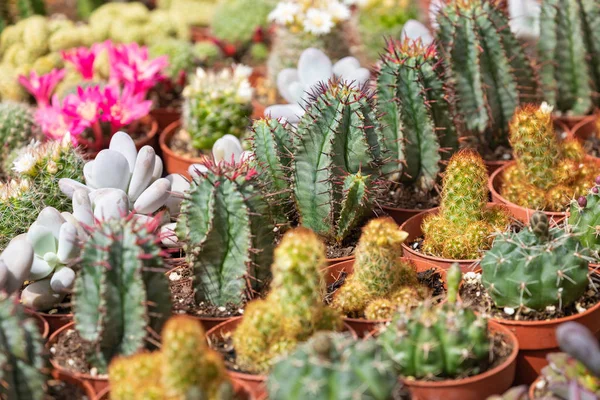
xmin=18 ymin=69 xmax=66 ymax=107
xmin=62 ymin=86 xmax=103 ymax=126
xmin=108 ymin=42 xmax=168 ymax=96
xmin=62 ymin=47 xmax=97 ymax=80
xmin=101 ymin=84 xmax=152 ymax=129
xmin=34 ymin=96 xmax=86 ymax=143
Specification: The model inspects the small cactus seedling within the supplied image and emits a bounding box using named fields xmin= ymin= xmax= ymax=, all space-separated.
xmin=175 ymin=159 xmax=276 ymax=308
xmin=569 ymin=178 xmax=600 ymax=254
xmin=232 ymin=227 xmax=343 ymax=374
xmin=422 ymin=150 xmax=510 ymax=259
xmin=267 ymin=332 xmax=398 ymax=400
xmin=377 ymin=264 xmax=491 ymax=379
xmin=332 ymin=217 xmax=429 ymax=320
xmin=481 ymin=212 xmax=591 ymax=311
xmin=501 ymin=103 xmax=598 ymax=211
xmin=0 ymin=293 xmax=48 ymax=400
xmin=109 ymin=315 xmax=234 ymax=400
xmin=0 ymin=101 xmax=41 ymax=177
xmin=73 ymin=215 xmax=172 ymax=372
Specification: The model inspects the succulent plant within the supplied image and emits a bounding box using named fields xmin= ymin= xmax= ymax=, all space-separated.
xmin=0 ymin=179 xmax=44 ymax=250
xmin=232 ymin=227 xmax=343 ymax=374
xmin=175 ymin=159 xmax=276 ymax=308
xmin=0 ymin=101 xmax=40 ymax=178
xmin=332 ymin=217 xmax=429 ymax=320
xmin=377 ymin=264 xmax=491 ymax=379
xmin=422 ymin=150 xmax=511 ymax=259
xmin=0 ymin=292 xmax=48 ymax=400
xmin=148 ymin=38 xmax=197 ymax=82
xmin=76 ymin=0 xmax=105 ymax=19
xmin=481 ymin=211 xmax=591 ymax=311
xmin=109 ymin=315 xmax=234 ymax=400
xmin=568 ymin=179 xmax=600 ymax=254
xmin=486 ymin=386 xmax=530 ymax=400
xmin=73 ymin=215 xmax=172 ymax=372
xmin=533 ymin=352 xmax=600 ymax=400
xmin=158 ymin=0 xmax=219 ymax=29
xmin=0 ymin=234 xmax=34 ymax=294
xmin=435 ymin=0 xmax=539 ymax=151
xmin=192 ymin=41 xmax=222 ymax=66
xmin=501 ymin=103 xmax=597 ymax=212
xmin=211 ymin=0 xmax=276 ymax=45
xmin=556 ymin=322 xmax=600 ymax=377
xmin=267 ymin=331 xmax=398 ymax=400
xmin=377 ymin=38 xmax=458 ymax=192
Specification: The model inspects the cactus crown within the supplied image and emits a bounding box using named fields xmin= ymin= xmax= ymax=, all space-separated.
xmin=0 ymin=293 xmax=48 ymax=400
xmin=176 ymin=159 xmax=275 ymax=308
xmin=73 ymin=215 xmax=172 ymax=372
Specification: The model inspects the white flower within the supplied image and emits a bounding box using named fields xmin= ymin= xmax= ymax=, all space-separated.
xmin=328 ymin=1 xmax=351 ymax=21
xmin=269 ymin=1 xmax=300 ymax=25
xmin=233 ymin=64 xmax=253 ymax=81
xmin=540 ymin=101 xmax=554 ymax=114
xmin=303 ymin=8 xmax=335 ymax=35
xmin=12 ymin=153 xmax=37 ymax=175
xmin=236 ymin=80 xmax=253 ymax=103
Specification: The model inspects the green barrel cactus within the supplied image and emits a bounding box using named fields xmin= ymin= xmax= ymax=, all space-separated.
xmin=211 ymin=0 xmax=276 ymax=45
xmin=0 ymin=292 xmax=48 ymax=400
xmin=482 ymin=212 xmax=591 ymax=311
xmin=377 ymin=264 xmax=491 ymax=379
xmin=0 ymin=101 xmax=40 ymax=178
xmin=175 ymin=161 xmax=276 ymax=308
xmin=73 ymin=216 xmax=172 ymax=372
xmin=267 ymin=332 xmax=398 ymax=400
xmin=148 ymin=38 xmax=197 ymax=82
xmin=569 ymin=180 xmax=600 ymax=254
xmin=435 ymin=0 xmax=539 ymax=150
xmin=377 ymin=38 xmax=458 ymax=192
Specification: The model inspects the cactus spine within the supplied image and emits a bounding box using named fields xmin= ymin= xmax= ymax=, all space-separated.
xmin=232 ymin=227 xmax=343 ymax=374
xmin=0 ymin=101 xmax=40 ymax=177
xmin=73 ymin=216 xmax=172 ymax=372
xmin=422 ymin=150 xmax=510 ymax=259
xmin=481 ymin=211 xmax=591 ymax=311
xmin=569 ymin=180 xmax=600 ymax=254
xmin=176 ymin=161 xmax=276 ymax=308
xmin=377 ymin=38 xmax=458 ymax=192
xmin=436 ymin=0 xmax=539 ymax=150
xmin=0 ymin=293 xmax=48 ymax=400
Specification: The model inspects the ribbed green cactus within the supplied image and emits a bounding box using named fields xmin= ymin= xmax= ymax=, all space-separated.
xmin=0 ymin=292 xmax=48 ymax=400
xmin=175 ymin=161 xmax=275 ymax=308
xmin=109 ymin=315 xmax=234 ymax=400
xmin=377 ymin=38 xmax=458 ymax=192
xmin=232 ymin=227 xmax=343 ymax=374
xmin=569 ymin=181 xmax=600 ymax=254
xmin=436 ymin=0 xmax=539 ymax=150
xmin=0 ymin=180 xmax=44 ymax=249
xmin=15 ymin=0 xmax=46 ymax=19
xmin=0 ymin=101 xmax=39 ymax=178
xmin=211 ymin=0 xmax=276 ymax=44
xmin=377 ymin=264 xmax=491 ymax=379
xmin=267 ymin=332 xmax=398 ymax=400
xmin=73 ymin=216 xmax=172 ymax=373
xmin=482 ymin=211 xmax=591 ymax=311
xmin=538 ymin=0 xmax=599 ymax=115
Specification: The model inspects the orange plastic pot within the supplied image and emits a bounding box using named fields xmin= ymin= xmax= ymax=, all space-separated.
xmin=402 ymin=321 xmax=518 ymax=400
xmin=150 ymin=108 xmax=181 ymax=131
xmin=571 ymin=114 xmax=598 ymax=141
xmin=553 ymin=114 xmax=589 ymax=130
xmin=529 ymin=377 xmax=542 ymax=399
xmin=50 ymin=369 xmax=97 ymax=400
xmin=28 ymin=311 xmax=50 ymax=339
xmin=381 ymin=205 xmax=433 ymax=226
xmin=159 ymin=121 xmax=210 ymax=178
xmin=30 ymin=310 xmax=72 ymax=336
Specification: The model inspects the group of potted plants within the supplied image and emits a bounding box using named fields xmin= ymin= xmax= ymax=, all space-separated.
xmin=1 ymin=0 xmax=600 ymax=399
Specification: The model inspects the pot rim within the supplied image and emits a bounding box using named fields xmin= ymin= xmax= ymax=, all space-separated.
xmin=27 ymin=311 xmax=50 ymax=339
xmin=381 ymin=204 xmax=436 ymax=214
xmin=571 ymin=113 xmax=598 ymax=138
xmin=159 ymin=120 xmax=210 ymax=165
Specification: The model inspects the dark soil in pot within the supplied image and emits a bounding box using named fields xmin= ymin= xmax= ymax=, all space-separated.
xmin=50 ymin=327 xmax=105 ymax=378
xmin=581 ymin=136 xmax=600 ymax=158
xmin=46 ymin=378 xmax=88 ymax=400
xmin=168 ymin=128 xmax=209 ymax=159
xmin=382 ymin=184 xmax=439 ymax=210
xmin=148 ymin=84 xmax=184 ymax=111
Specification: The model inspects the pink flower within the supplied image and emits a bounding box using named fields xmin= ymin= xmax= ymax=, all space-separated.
xmin=108 ymin=42 xmax=168 ymax=96
xmin=34 ymin=96 xmax=86 ymax=143
xmin=62 ymin=86 xmax=103 ymax=126
xmin=19 ymin=69 xmax=66 ymax=107
xmin=62 ymin=47 xmax=96 ymax=80
xmin=100 ymin=84 xmax=152 ymax=129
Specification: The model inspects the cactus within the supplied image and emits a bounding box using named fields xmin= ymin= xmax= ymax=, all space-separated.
xmin=267 ymin=332 xmax=398 ymax=400
xmin=77 ymin=0 xmax=106 ymax=20
xmin=175 ymin=160 xmax=275 ymax=308
xmin=435 ymin=0 xmax=539 ymax=151
xmin=501 ymin=103 xmax=598 ymax=211
xmin=422 ymin=150 xmax=511 ymax=259
xmin=332 ymin=217 xmax=429 ymax=320
xmin=109 ymin=315 xmax=234 ymax=400
xmin=73 ymin=215 xmax=172 ymax=372
xmin=377 ymin=38 xmax=459 ymax=192
xmin=481 ymin=211 xmax=591 ymax=311
xmin=149 ymin=38 xmax=196 ymax=82
xmin=0 ymin=101 xmax=40 ymax=178
xmin=377 ymin=264 xmax=491 ymax=379
xmin=0 ymin=179 xmax=43 ymax=250
xmin=193 ymin=41 xmax=222 ymax=66
xmin=0 ymin=293 xmax=48 ymax=400
xmin=211 ymin=0 xmax=276 ymax=44
xmin=182 ymin=65 xmax=254 ymax=150
xmin=14 ymin=0 xmax=46 ymax=19
xmin=232 ymin=227 xmax=343 ymax=374
xmin=568 ymin=179 xmax=600 ymax=254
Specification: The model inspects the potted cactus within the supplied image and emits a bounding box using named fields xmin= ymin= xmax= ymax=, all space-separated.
xmin=329 ymin=216 xmax=446 ymax=336
xmin=375 ymin=264 xmax=519 ymax=400
xmin=400 ymin=150 xmax=511 ymax=271
xmin=159 ymin=64 xmax=254 ymax=176
xmin=0 ymin=100 xmax=41 ymax=179
xmin=569 ymin=178 xmax=600 ymax=258
xmin=461 ymin=211 xmax=600 ymax=384
xmin=376 ymin=38 xmax=459 ymax=224
xmin=489 ymin=103 xmax=599 ymax=221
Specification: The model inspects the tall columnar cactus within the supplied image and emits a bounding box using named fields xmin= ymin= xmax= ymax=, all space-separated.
xmin=501 ymin=104 xmax=597 ymax=211
xmin=377 ymin=38 xmax=458 ymax=192
xmin=332 ymin=217 xmax=429 ymax=320
xmin=0 ymin=293 xmax=48 ymax=400
xmin=175 ymin=160 xmax=276 ymax=308
xmin=422 ymin=150 xmax=510 ymax=259
xmin=538 ymin=0 xmax=600 ymax=115
xmin=481 ymin=211 xmax=591 ymax=311
xmin=73 ymin=215 xmax=172 ymax=372
xmin=436 ymin=0 xmax=539 ymax=150
xmin=377 ymin=264 xmax=491 ymax=379
xmin=0 ymin=101 xmax=41 ymax=177
xmin=109 ymin=315 xmax=234 ymax=400
xmin=267 ymin=332 xmax=398 ymax=400
xmin=232 ymin=227 xmax=343 ymax=374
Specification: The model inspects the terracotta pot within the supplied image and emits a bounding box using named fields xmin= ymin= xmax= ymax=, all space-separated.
xmin=150 ymin=108 xmax=181 ymax=131
xmin=382 ymin=205 xmax=433 ymax=226
xmin=50 ymin=369 xmax=97 ymax=400
xmin=28 ymin=308 xmax=73 ymax=336
xmin=402 ymin=321 xmax=518 ymax=400
xmin=484 ymin=159 xmax=508 ymax=176
xmin=529 ymin=377 xmax=542 ymax=400
xmin=28 ymin=311 xmax=50 ymax=339
xmin=325 ymin=255 xmax=354 ymax=267
xmin=571 ymin=114 xmax=598 ymax=141
xmin=159 ymin=121 xmax=210 ymax=178
xmin=553 ymin=114 xmax=589 ymax=130
xmin=322 ymin=258 xmax=447 ymax=337
xmin=206 ymin=317 xmax=357 ymax=399
xmin=95 ymin=387 xmax=109 ymax=400
xmin=48 ymin=323 xmax=109 ymax=395
xmin=251 ymin=98 xmax=266 ymax=120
